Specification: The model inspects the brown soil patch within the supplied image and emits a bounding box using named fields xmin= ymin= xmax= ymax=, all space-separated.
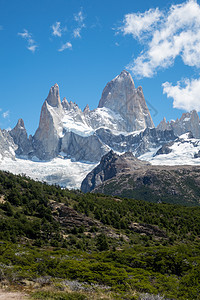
xmin=0 ymin=289 xmax=28 ymax=300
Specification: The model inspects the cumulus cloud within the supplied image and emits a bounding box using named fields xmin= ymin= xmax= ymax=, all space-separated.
xmin=73 ymin=10 xmax=85 ymax=38
xmin=2 ymin=111 xmax=9 ymax=119
xmin=163 ymin=78 xmax=200 ymax=111
xmin=18 ymin=29 xmax=38 ymax=53
xmin=58 ymin=42 xmax=72 ymax=52
xmin=119 ymin=0 xmax=200 ymax=78
xmin=120 ymin=8 xmax=162 ymax=39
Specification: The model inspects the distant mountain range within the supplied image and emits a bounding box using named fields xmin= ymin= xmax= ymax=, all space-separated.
xmin=0 ymin=70 xmax=200 ymax=189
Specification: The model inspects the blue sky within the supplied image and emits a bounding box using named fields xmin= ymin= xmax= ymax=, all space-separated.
xmin=1 ymin=0 xmax=200 ymax=134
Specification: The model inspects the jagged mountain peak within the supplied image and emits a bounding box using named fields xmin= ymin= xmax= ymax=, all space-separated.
xmin=115 ymin=69 xmax=134 ymax=83
xmin=180 ymin=109 xmax=199 ymax=121
xmin=46 ymin=83 xmax=61 ymax=108
xmin=62 ymin=97 xmax=68 ymax=102
xmin=62 ymin=97 xmax=70 ymax=110
xmin=157 ymin=109 xmax=200 ymax=138
xmin=98 ymin=70 xmax=154 ymax=132
xmin=98 ymin=70 xmax=135 ymax=109
xmin=10 ymin=118 xmax=33 ymax=157
xmin=83 ymin=104 xmax=90 ymax=113
xmin=15 ymin=118 xmax=26 ymax=129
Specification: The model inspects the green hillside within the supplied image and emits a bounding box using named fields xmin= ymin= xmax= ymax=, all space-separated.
xmin=0 ymin=170 xmax=200 ymax=299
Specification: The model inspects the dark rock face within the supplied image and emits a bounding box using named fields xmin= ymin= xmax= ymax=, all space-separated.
xmin=81 ymin=150 xmax=150 ymax=193
xmin=96 ymin=127 xmax=177 ymax=157
xmin=194 ymin=151 xmax=200 ymax=158
xmin=155 ymin=143 xmax=173 ymax=156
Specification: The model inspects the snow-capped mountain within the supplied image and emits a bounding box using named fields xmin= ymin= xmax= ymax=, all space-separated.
xmin=31 ymin=70 xmax=155 ymax=161
xmin=0 ymin=70 xmax=200 ymax=188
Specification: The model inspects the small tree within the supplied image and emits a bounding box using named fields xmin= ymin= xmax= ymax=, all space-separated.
xmin=96 ymin=233 xmax=109 ymax=251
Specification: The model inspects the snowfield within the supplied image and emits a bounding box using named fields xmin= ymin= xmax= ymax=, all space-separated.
xmin=139 ymin=133 xmax=200 ymax=166
xmin=0 ymin=157 xmax=97 ymax=189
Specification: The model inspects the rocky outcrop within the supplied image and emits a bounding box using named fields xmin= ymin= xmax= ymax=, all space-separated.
xmin=81 ymin=150 xmax=150 ymax=193
xmin=157 ymin=110 xmax=200 ymax=138
xmin=10 ymin=119 xmax=33 ymax=156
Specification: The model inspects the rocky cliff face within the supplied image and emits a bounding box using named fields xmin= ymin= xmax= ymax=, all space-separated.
xmin=33 ymin=84 xmax=64 ymax=160
xmin=157 ymin=110 xmax=200 ymax=138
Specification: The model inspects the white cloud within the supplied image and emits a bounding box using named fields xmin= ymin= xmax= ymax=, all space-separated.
xmin=2 ymin=111 xmax=9 ymax=119
xmin=73 ymin=24 xmax=85 ymax=38
xmin=27 ymin=45 xmax=38 ymax=53
xmin=73 ymin=27 xmax=81 ymax=38
xmin=163 ymin=78 xmax=200 ymax=111
xmin=74 ymin=10 xmax=84 ymax=23
xmin=52 ymin=22 xmax=62 ymax=37
xmin=119 ymin=0 xmax=200 ymax=78
xmin=73 ymin=10 xmax=85 ymax=38
xmin=58 ymin=42 xmax=72 ymax=52
xmin=120 ymin=8 xmax=162 ymax=39
xmin=51 ymin=21 xmax=66 ymax=37
xmin=18 ymin=29 xmax=31 ymax=39
xmin=18 ymin=29 xmax=38 ymax=53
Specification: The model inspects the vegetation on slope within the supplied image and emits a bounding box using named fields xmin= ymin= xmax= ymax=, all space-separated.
xmin=0 ymin=170 xmax=200 ymax=299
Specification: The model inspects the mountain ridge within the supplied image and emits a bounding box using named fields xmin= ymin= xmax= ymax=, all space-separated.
xmin=82 ymin=150 xmax=200 ymax=206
